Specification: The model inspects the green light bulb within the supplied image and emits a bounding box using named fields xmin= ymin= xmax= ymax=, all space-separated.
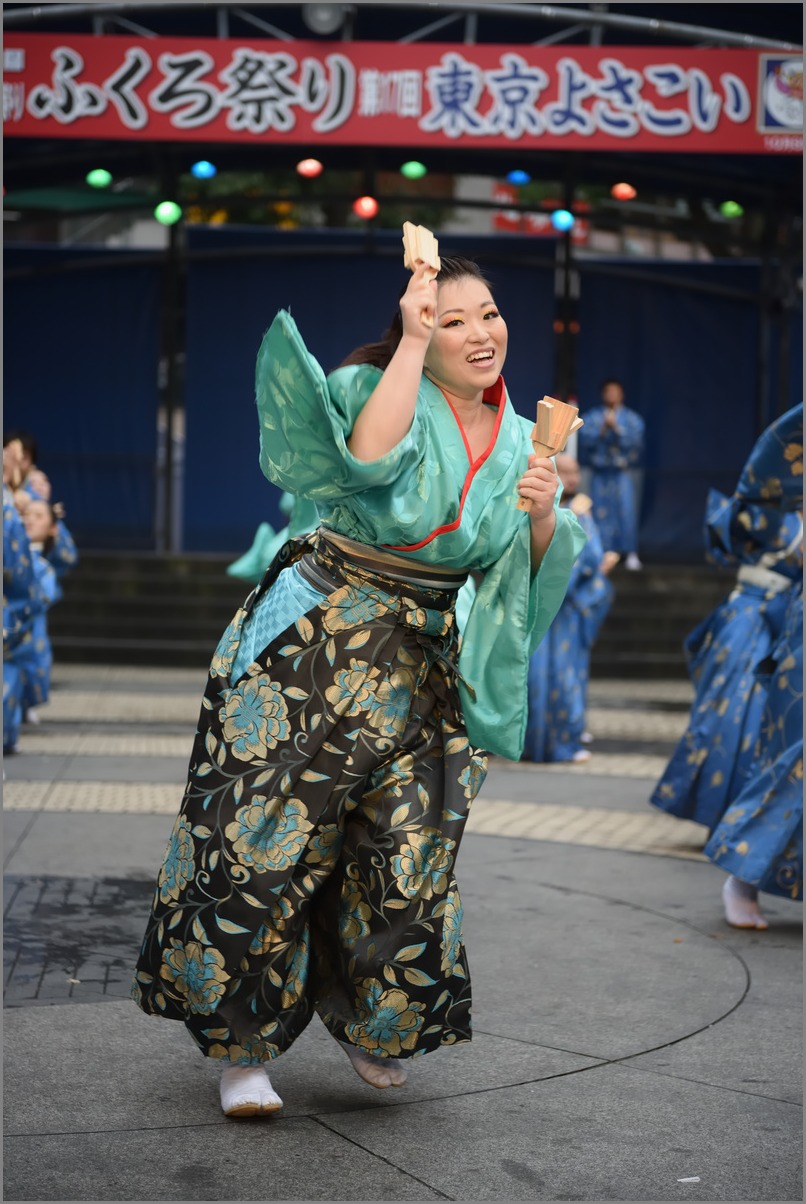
xmin=400 ymin=161 xmax=427 ymax=180
xmin=154 ymin=201 xmax=183 ymax=225
xmin=720 ymin=200 xmax=744 ymax=219
xmin=86 ymin=169 xmax=113 ymax=189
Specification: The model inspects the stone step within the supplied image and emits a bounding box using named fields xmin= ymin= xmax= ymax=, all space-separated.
xmin=46 ymin=554 xmax=734 ymax=673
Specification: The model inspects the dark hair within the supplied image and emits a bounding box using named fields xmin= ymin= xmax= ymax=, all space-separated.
xmin=600 ymin=378 xmax=624 ymax=393
xmin=3 ymin=430 xmax=38 ymax=462
xmin=339 ymin=255 xmax=494 ymax=370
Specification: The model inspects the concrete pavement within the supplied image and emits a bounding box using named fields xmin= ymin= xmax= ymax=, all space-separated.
xmin=3 ymin=664 xmax=802 ymax=1201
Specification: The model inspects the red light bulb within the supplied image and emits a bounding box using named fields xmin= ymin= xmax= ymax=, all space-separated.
xmin=296 ymin=158 xmax=323 ymax=178
xmin=611 ymin=182 xmax=637 ymax=201
xmin=353 ymin=195 xmax=379 ymax=219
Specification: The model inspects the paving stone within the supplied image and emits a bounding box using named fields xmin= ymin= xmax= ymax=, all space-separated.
xmin=4 ymin=873 xmax=154 ymax=1007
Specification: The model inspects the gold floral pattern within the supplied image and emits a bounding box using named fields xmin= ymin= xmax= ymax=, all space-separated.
xmin=324 ymin=658 xmax=380 ymax=715
xmin=160 ymin=940 xmax=230 ymax=1014
xmin=221 ymin=674 xmax=290 ymax=761
xmin=339 ymin=880 xmax=372 ymax=945
xmin=391 ymin=829 xmax=456 ymax=899
xmin=225 ymin=797 xmax=314 ymax=873
xmin=347 ymin=978 xmax=425 ymax=1057
xmin=133 ymin=535 xmax=487 ymax=1065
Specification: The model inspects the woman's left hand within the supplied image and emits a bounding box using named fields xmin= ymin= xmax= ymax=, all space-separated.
xmin=518 ymin=455 xmax=559 ymax=523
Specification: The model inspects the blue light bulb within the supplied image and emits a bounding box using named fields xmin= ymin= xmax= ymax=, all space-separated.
xmin=551 ymin=209 xmax=575 ymax=232
xmin=506 ymin=170 xmax=531 ymax=186
xmin=191 ymin=160 xmax=217 ymax=180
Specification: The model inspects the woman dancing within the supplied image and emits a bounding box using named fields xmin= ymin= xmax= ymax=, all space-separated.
xmin=133 ymin=254 xmax=585 ymax=1116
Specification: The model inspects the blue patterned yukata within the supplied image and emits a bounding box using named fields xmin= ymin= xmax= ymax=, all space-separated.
xmin=45 ymin=519 xmax=79 ymax=602
xmin=18 ymin=545 xmax=59 ymax=711
xmin=702 ymin=406 xmax=804 ymax=899
xmin=705 ymin=585 xmax=802 ymax=899
xmin=578 ymin=404 xmax=645 ymax=555
xmin=3 ymin=487 xmax=40 ymax=749
xmin=651 ymin=405 xmax=803 ymax=836
xmin=523 ymin=500 xmax=613 ymax=762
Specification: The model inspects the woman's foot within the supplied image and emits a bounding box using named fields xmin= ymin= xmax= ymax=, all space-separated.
xmin=220 ymin=1064 xmax=283 ymax=1117
xmin=722 ymin=875 xmax=769 ymax=930
xmin=339 ymin=1041 xmax=408 ymax=1089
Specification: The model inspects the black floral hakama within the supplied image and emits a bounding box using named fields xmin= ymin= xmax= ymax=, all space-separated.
xmin=133 ymin=535 xmax=488 ymax=1065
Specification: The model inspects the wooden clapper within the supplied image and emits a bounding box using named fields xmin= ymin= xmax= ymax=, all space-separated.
xmin=516 ymin=397 xmax=584 ymax=513
xmin=402 ymin=221 xmax=441 ymax=327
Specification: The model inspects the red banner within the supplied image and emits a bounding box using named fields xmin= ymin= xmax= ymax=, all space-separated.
xmin=3 ymin=35 xmax=802 ymax=153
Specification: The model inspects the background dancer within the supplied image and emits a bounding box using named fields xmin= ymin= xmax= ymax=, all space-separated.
xmin=578 ymin=378 xmax=645 ymax=570
xmin=652 ymin=404 xmax=803 ymax=928
xmin=523 ymin=453 xmax=617 ymax=764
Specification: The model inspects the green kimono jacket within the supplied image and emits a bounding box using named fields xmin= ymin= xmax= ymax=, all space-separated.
xmin=255 ymin=310 xmax=586 ymax=760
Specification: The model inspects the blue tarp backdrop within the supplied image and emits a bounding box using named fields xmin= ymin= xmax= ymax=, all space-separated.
xmin=3 ymin=230 xmax=801 ymax=560
xmin=575 ymin=260 xmax=773 ymax=562
xmin=4 ymin=245 xmax=161 ymax=548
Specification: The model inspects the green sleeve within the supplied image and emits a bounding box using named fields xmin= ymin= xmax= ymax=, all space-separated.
xmin=256 ymin=310 xmax=423 ymax=502
xmin=457 ymin=504 xmax=588 ymax=760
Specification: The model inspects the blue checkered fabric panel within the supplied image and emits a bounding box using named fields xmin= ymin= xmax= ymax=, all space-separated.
xmin=231 ymin=562 xmax=327 ymax=681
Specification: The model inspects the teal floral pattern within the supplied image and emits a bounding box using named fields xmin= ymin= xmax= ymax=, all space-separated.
xmin=225 ymin=796 xmax=314 ymax=873
xmin=157 ymin=816 xmax=195 ymax=904
xmin=346 ymin=978 xmax=425 ymax=1056
xmin=160 ymin=940 xmax=230 ymax=1014
xmin=133 ymin=535 xmax=487 ymax=1064
xmin=220 ymin=674 xmax=290 ymax=760
xmin=391 ymin=830 xmax=456 ymax=899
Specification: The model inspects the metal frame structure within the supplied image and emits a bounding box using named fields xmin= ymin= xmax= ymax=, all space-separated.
xmin=4 ymin=0 xmax=802 ymax=51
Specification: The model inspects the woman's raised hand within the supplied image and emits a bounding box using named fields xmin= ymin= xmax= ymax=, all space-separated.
xmin=399 ymin=261 xmax=438 ymax=342
xmin=518 ymin=455 xmax=559 ymax=523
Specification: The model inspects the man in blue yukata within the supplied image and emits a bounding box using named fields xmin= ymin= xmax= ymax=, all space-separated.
xmin=578 ymin=378 xmax=645 ymax=570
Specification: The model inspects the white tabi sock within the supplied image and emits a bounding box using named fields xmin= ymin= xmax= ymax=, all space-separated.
xmin=338 ymin=1041 xmax=408 ymax=1089
xmin=722 ymin=875 xmax=769 ymax=930
xmin=219 ymin=1064 xmax=283 ymax=1117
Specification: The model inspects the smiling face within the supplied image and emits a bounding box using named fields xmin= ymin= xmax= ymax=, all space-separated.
xmin=23 ymin=499 xmax=56 ymax=544
xmin=423 ymin=276 xmax=508 ymax=401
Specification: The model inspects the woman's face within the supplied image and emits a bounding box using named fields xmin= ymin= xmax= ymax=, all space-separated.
xmin=23 ymin=500 xmax=55 ymax=543
xmin=27 ymin=469 xmax=51 ymax=500
xmin=423 ymin=275 xmax=508 ymax=401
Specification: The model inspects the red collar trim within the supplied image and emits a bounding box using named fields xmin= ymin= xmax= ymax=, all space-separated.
xmin=384 ymin=375 xmax=507 ymax=555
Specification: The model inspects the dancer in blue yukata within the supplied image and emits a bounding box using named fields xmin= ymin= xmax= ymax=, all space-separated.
xmin=17 ymin=498 xmax=61 ymax=720
xmin=578 ymin=378 xmax=645 ymax=570
xmin=705 ymin=584 xmax=802 ymax=926
xmin=2 ymin=481 xmax=43 ymax=754
xmin=652 ymin=404 xmax=803 ymax=929
xmin=523 ymin=454 xmax=617 ymax=764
